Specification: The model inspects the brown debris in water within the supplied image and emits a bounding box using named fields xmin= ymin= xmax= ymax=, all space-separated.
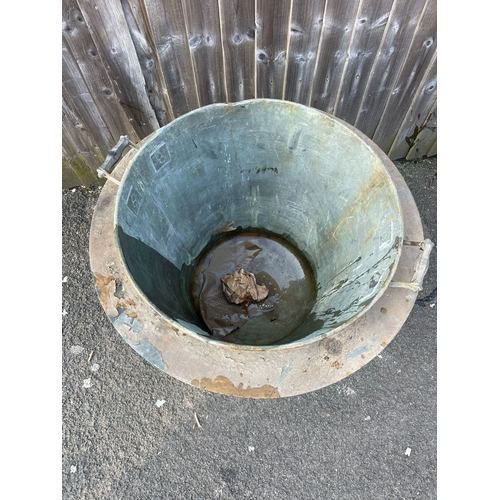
xmin=221 ymin=268 xmax=269 ymax=306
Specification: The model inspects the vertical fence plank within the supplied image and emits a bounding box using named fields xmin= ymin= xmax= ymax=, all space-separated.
xmin=219 ymin=0 xmax=256 ymax=102
xmin=388 ymin=54 xmax=437 ymax=159
xmin=63 ymin=0 xmax=138 ymax=145
xmin=121 ymin=0 xmax=174 ymax=126
xmin=62 ymin=125 xmax=89 ymax=188
xmin=333 ymin=0 xmax=395 ymax=124
xmin=284 ymin=0 xmax=326 ymax=104
xmin=62 ymin=95 xmax=104 ymax=172
xmin=353 ymin=0 xmax=428 ymax=138
xmin=62 ymin=158 xmax=84 ymax=188
xmin=62 ymin=42 xmax=112 ymax=153
xmin=76 ymin=0 xmax=159 ymax=137
xmin=371 ymin=0 xmax=436 ymax=153
xmin=255 ymin=0 xmax=292 ymax=99
xmin=62 ymin=136 xmax=101 ymax=188
xmin=142 ymin=0 xmax=200 ymax=117
xmin=182 ymin=0 xmax=226 ymax=105
xmin=62 ymin=97 xmax=103 ymax=186
xmin=309 ymin=0 xmax=362 ymax=113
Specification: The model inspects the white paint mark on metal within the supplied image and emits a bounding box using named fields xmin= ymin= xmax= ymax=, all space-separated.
xmin=70 ymin=345 xmax=84 ymax=355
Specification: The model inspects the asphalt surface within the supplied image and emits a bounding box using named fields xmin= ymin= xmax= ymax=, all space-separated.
xmin=62 ymin=156 xmax=437 ymax=500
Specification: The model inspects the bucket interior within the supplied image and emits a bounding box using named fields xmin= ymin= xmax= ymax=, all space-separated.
xmin=115 ymin=100 xmax=403 ymax=347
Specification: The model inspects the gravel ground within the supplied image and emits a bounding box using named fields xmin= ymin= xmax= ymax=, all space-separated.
xmin=62 ymin=156 xmax=437 ymax=500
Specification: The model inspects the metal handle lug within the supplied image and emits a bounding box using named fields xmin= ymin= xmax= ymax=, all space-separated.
xmin=390 ymin=239 xmax=434 ymax=292
xmin=97 ymin=135 xmax=139 ymax=186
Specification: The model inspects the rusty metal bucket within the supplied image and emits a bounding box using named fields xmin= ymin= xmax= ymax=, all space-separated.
xmin=90 ymin=99 xmax=432 ymax=398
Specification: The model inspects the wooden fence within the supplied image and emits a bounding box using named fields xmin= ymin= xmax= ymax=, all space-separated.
xmin=62 ymin=0 xmax=437 ymax=188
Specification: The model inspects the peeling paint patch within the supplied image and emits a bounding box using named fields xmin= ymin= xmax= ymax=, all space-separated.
xmin=191 ymin=376 xmax=280 ymax=398
xmin=128 ymin=338 xmax=167 ymax=371
xmin=113 ymin=310 xmax=143 ymax=333
xmin=94 ymin=273 xmax=119 ymax=316
xmin=347 ymin=345 xmax=372 ymax=358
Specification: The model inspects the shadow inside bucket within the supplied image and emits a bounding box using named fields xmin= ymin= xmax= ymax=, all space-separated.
xmin=117 ymin=226 xmax=205 ymax=331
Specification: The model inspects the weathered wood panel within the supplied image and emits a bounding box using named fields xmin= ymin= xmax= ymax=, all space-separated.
xmin=333 ymin=0 xmax=395 ymax=124
xmin=62 ymin=158 xmax=84 ymax=188
xmin=63 ymin=0 xmax=138 ymax=146
xmin=284 ymin=0 xmax=326 ymax=103
xmin=405 ymin=103 xmax=437 ymax=160
xmin=182 ymin=0 xmax=226 ymax=105
xmin=388 ymin=53 xmax=437 ymax=159
xmin=62 ymin=96 xmax=103 ymax=185
xmin=62 ymin=0 xmax=437 ymax=188
xmin=142 ymin=0 xmax=200 ymax=117
xmin=62 ymin=42 xmax=111 ymax=155
xmin=76 ymin=0 xmax=159 ymax=136
xmin=371 ymin=0 xmax=437 ymax=153
xmin=219 ymin=0 xmax=256 ymax=101
xmin=309 ymin=0 xmax=362 ymax=112
xmin=353 ymin=0 xmax=428 ymax=138
xmin=62 ymin=125 xmax=91 ymax=187
xmin=255 ymin=0 xmax=292 ymax=99
xmin=62 ymin=95 xmax=102 ymax=171
xmin=121 ymin=0 xmax=173 ymax=126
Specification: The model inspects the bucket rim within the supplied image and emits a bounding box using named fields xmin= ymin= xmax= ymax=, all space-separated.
xmin=111 ymin=99 xmax=404 ymax=351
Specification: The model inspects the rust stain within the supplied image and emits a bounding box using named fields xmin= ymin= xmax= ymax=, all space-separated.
xmin=191 ymin=375 xmax=280 ymax=398
xmin=94 ymin=273 xmax=119 ymax=317
xmin=381 ymin=341 xmax=387 ymax=347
